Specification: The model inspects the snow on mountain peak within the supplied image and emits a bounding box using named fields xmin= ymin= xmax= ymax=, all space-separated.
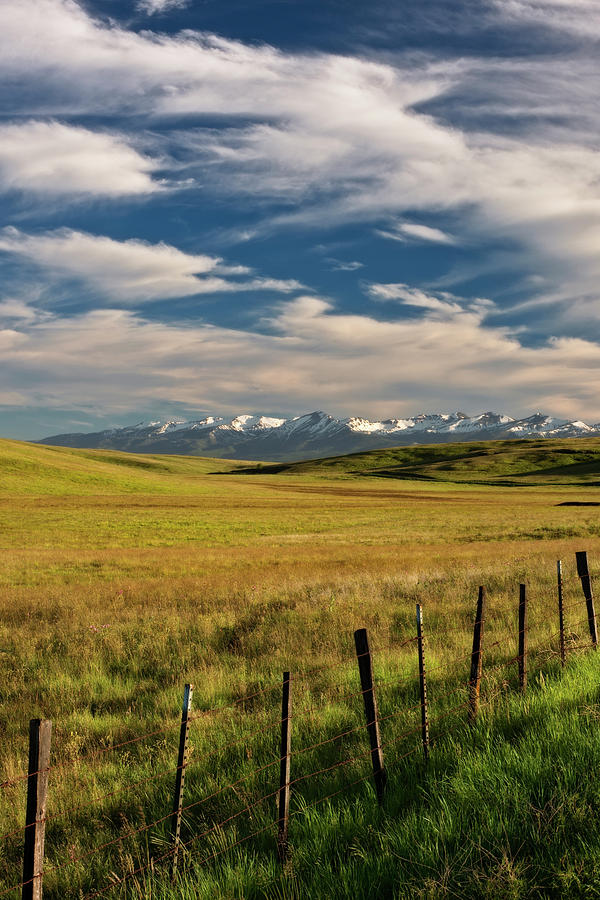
xmin=132 ymin=409 xmax=596 ymax=444
xmin=38 ymin=409 xmax=600 ymax=463
xmin=230 ymin=414 xmax=254 ymax=430
xmin=253 ymin=416 xmax=286 ymax=430
xmin=155 ymin=420 xmax=187 ymax=434
xmin=190 ymin=416 xmax=219 ymax=428
xmin=347 ymin=417 xmax=384 ymax=433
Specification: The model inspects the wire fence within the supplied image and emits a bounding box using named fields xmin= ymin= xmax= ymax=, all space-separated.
xmin=1 ymin=551 xmax=598 ymax=898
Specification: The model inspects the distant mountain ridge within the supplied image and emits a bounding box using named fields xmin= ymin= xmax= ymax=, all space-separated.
xmin=37 ymin=410 xmax=600 ymax=462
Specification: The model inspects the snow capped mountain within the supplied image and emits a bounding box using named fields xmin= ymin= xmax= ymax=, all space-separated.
xmin=37 ymin=409 xmax=600 ymax=462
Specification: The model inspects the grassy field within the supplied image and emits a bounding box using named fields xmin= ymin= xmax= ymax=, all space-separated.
xmin=246 ymin=435 xmax=600 ymax=485
xmin=2 ymin=436 xmax=600 ymax=898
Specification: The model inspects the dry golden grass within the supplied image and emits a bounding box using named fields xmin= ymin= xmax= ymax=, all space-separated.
xmin=2 ymin=439 xmax=600 ymax=897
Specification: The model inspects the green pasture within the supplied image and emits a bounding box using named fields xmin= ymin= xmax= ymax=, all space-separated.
xmin=249 ymin=435 xmax=600 ymax=485
xmin=2 ymin=437 xmax=600 ymax=897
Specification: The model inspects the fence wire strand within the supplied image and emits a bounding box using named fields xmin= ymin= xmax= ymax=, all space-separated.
xmin=3 ymin=568 xmax=600 ymax=898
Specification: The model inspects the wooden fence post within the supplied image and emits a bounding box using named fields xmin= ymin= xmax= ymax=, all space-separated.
xmin=416 ymin=604 xmax=430 ymax=761
xmin=354 ymin=628 xmax=386 ymax=803
xmin=468 ymin=587 xmax=486 ymax=722
xmin=518 ymin=584 xmax=528 ymax=693
xmin=277 ymin=671 xmax=292 ymax=863
xmin=557 ymin=560 xmax=566 ymax=667
xmin=576 ymin=551 xmax=598 ymax=650
xmin=22 ymin=719 xmax=51 ymax=900
xmin=171 ymin=683 xmax=193 ymax=880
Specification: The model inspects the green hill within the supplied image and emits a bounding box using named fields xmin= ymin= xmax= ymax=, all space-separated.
xmin=4 ymin=436 xmax=600 ymax=897
xmin=6 ymin=436 xmax=600 ymax=493
xmin=0 ymin=438 xmax=245 ymax=495
xmin=240 ymin=437 xmax=600 ymax=485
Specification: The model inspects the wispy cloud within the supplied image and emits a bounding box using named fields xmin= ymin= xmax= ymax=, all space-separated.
xmin=489 ymin=0 xmax=600 ymax=38
xmin=376 ymin=222 xmax=456 ymax=244
xmin=0 ymin=228 xmax=303 ymax=303
xmin=0 ymin=121 xmax=162 ymax=198
xmin=136 ymin=0 xmax=189 ymax=15
xmin=2 ymin=0 xmax=600 ymax=321
xmin=3 ymin=291 xmax=600 ymax=423
xmin=326 ymin=258 xmax=364 ymax=271
xmin=366 ymin=283 xmax=493 ymax=317
xmin=0 ymin=298 xmax=45 ymax=321
xmin=3 ymin=0 xmax=600 ymax=428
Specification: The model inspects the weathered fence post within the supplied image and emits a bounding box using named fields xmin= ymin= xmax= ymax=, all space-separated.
xmin=416 ymin=604 xmax=430 ymax=761
xmin=468 ymin=587 xmax=486 ymax=722
xmin=171 ymin=683 xmax=193 ymax=880
xmin=22 ymin=719 xmax=51 ymax=900
xmin=518 ymin=584 xmax=528 ymax=693
xmin=557 ymin=560 xmax=566 ymax=667
xmin=354 ymin=628 xmax=386 ymax=803
xmin=576 ymin=551 xmax=598 ymax=650
xmin=277 ymin=671 xmax=292 ymax=863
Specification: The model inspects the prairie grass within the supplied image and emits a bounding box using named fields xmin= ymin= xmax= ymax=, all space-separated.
xmin=2 ymin=438 xmax=600 ymax=897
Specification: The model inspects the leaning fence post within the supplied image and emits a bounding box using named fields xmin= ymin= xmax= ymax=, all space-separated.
xmin=557 ymin=560 xmax=566 ymax=667
xmin=277 ymin=671 xmax=292 ymax=863
xmin=576 ymin=551 xmax=598 ymax=650
xmin=416 ymin=604 xmax=430 ymax=761
xmin=468 ymin=587 xmax=486 ymax=722
xmin=171 ymin=683 xmax=193 ymax=880
xmin=22 ymin=719 xmax=51 ymax=900
xmin=354 ymin=628 xmax=386 ymax=803
xmin=518 ymin=584 xmax=528 ymax=693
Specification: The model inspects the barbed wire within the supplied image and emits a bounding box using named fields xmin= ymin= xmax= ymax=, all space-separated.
xmin=78 ymin=704 xmax=477 ymax=899
xmin=3 ymin=569 xmax=600 ymax=897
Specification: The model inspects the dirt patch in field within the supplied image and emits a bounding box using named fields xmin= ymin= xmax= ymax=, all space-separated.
xmin=250 ymin=481 xmax=474 ymax=502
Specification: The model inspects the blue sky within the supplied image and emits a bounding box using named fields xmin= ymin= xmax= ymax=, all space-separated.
xmin=2 ymin=0 xmax=600 ymax=438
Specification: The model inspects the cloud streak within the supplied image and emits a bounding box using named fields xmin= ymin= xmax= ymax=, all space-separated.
xmin=136 ymin=0 xmax=189 ymax=15
xmin=376 ymin=222 xmax=456 ymax=244
xmin=0 ymin=228 xmax=303 ymax=302
xmin=2 ymin=0 xmax=600 ymax=320
xmin=3 ymin=290 xmax=600 ymax=423
xmin=0 ymin=121 xmax=162 ymax=198
xmin=3 ymin=1 xmax=600 ymax=429
xmin=490 ymin=0 xmax=600 ymax=38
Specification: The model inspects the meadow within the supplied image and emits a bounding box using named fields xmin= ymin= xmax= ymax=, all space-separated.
xmin=2 ymin=436 xmax=600 ymax=898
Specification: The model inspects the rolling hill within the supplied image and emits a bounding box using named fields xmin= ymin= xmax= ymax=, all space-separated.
xmin=238 ymin=437 xmax=600 ymax=486
xmin=7 ymin=435 xmax=600 ymax=490
xmin=0 ymin=438 xmax=245 ymax=495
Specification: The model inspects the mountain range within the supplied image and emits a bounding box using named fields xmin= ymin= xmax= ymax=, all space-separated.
xmin=37 ymin=410 xmax=600 ymax=462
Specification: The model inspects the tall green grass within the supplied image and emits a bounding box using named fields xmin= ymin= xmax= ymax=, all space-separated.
xmin=2 ymin=438 xmax=600 ymax=897
xmin=5 ymin=645 xmax=597 ymax=899
xmin=139 ymin=652 xmax=600 ymax=900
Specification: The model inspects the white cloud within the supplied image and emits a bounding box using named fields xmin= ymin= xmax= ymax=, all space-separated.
xmin=0 ymin=3 xmax=596 ymax=270
xmin=0 ymin=228 xmax=303 ymax=302
xmin=3 ymin=292 xmax=600 ymax=422
xmin=490 ymin=0 xmax=600 ymax=37
xmin=1 ymin=0 xmax=600 ymax=328
xmin=327 ymin=259 xmax=364 ymax=271
xmin=0 ymin=299 xmax=41 ymax=321
xmin=376 ymin=222 xmax=456 ymax=244
xmin=136 ymin=0 xmax=189 ymax=14
xmin=0 ymin=121 xmax=161 ymax=197
xmin=367 ymin=283 xmax=464 ymax=314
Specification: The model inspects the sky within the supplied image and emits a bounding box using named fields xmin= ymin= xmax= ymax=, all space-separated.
xmin=2 ymin=0 xmax=600 ymax=439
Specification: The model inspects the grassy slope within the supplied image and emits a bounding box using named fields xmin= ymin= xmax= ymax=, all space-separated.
xmin=2 ymin=439 xmax=600 ymax=897
xmin=249 ymin=436 xmax=600 ymax=485
xmin=0 ymin=438 xmax=246 ymax=495
xmin=6 ymin=435 xmax=600 ymax=491
xmin=140 ymin=652 xmax=600 ymax=900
